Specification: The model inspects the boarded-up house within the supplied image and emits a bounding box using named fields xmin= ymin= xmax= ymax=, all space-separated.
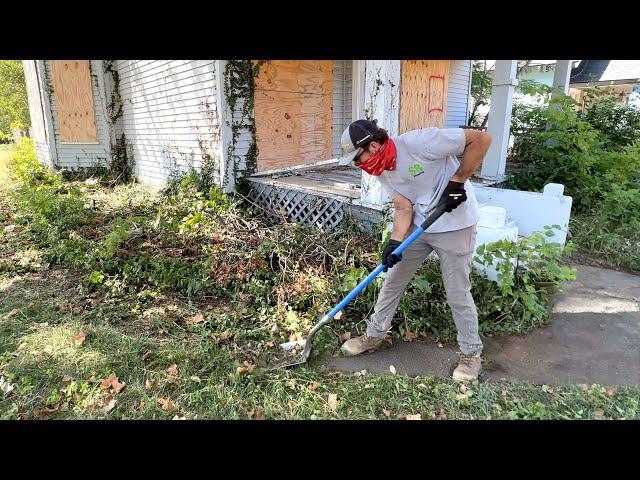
xmin=23 ymin=59 xmax=573 ymax=261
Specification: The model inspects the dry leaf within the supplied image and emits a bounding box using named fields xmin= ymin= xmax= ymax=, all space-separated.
xmin=254 ymin=408 xmax=266 ymax=420
xmin=593 ymin=408 xmax=605 ymax=418
xmin=289 ymin=332 xmax=302 ymax=342
xmin=459 ymin=384 xmax=468 ymax=394
xmin=339 ymin=331 xmax=351 ymax=342
xmin=382 ymin=409 xmax=391 ymax=417
xmin=166 ymin=364 xmax=179 ymax=376
xmin=243 ymin=361 xmax=256 ymax=372
xmin=74 ymin=329 xmax=87 ymax=346
xmin=62 ymin=375 xmax=72 ymax=382
xmin=220 ymin=331 xmax=232 ymax=342
xmin=43 ymin=345 xmax=53 ymax=354
xmin=334 ymin=310 xmax=343 ymax=320
xmin=100 ymin=372 xmax=116 ymax=390
xmin=404 ymin=330 xmax=418 ymax=341
xmin=112 ymin=379 xmax=126 ymax=394
xmin=310 ymin=381 xmax=321 ymax=391
xmin=606 ymin=387 xmax=616 ymax=396
xmin=172 ymin=415 xmax=186 ymax=420
xmin=37 ymin=405 xmax=59 ymax=416
xmin=0 ymin=376 xmax=15 ymax=395
xmin=185 ymin=312 xmax=205 ymax=325
xmin=157 ymin=397 xmax=175 ymax=412
xmin=103 ymin=397 xmax=116 ymax=414
xmin=236 ymin=366 xmax=248 ymax=376
xmin=100 ymin=372 xmax=126 ymax=394
xmin=406 ymin=414 xmax=422 ymax=420
xmin=17 ymin=342 xmax=27 ymax=351
xmin=72 ymin=306 xmax=84 ymax=314
xmin=145 ymin=379 xmax=154 ymax=390
xmin=578 ymin=383 xmax=589 ymax=391
xmin=327 ymin=393 xmax=338 ymax=411
xmin=8 ymin=309 xmax=19 ymax=317
xmin=389 ymin=365 xmax=397 ymax=375
xmin=364 ymin=383 xmax=374 ymax=389
xmin=27 ymin=302 xmax=36 ymax=309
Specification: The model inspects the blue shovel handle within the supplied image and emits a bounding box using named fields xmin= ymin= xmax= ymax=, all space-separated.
xmin=326 ymin=203 xmax=448 ymax=320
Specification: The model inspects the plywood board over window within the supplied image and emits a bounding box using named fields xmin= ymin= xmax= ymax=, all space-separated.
xmin=254 ymin=60 xmax=333 ymax=172
xmin=400 ymin=60 xmax=450 ymax=132
xmin=51 ymin=60 xmax=98 ymax=143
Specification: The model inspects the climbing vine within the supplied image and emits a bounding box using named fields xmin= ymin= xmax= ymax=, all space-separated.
xmin=364 ymin=66 xmax=383 ymax=120
xmin=223 ymin=60 xmax=265 ymax=188
xmin=103 ymin=60 xmax=123 ymax=123
xmin=102 ymin=60 xmax=132 ymax=184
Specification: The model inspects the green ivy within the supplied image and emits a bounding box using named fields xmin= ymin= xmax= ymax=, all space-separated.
xmin=223 ymin=60 xmax=265 ymax=187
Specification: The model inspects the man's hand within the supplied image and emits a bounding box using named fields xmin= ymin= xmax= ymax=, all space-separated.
xmin=440 ymin=180 xmax=467 ymax=212
xmin=381 ymin=239 xmax=402 ymax=269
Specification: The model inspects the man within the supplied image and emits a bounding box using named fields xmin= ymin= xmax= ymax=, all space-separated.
xmin=336 ymin=119 xmax=492 ymax=382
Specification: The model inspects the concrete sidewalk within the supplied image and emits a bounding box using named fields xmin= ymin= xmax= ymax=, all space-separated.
xmin=322 ymin=265 xmax=640 ymax=387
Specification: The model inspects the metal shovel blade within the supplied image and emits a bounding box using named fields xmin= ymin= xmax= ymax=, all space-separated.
xmin=273 ymin=314 xmax=331 ymax=368
xmin=275 ymin=340 xmax=309 ymax=368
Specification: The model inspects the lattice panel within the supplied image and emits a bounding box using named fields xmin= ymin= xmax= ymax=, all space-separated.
xmin=248 ymin=182 xmax=345 ymax=230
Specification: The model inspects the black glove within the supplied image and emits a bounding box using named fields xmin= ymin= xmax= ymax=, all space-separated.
xmin=381 ymin=239 xmax=402 ymax=269
xmin=440 ymin=180 xmax=467 ymax=212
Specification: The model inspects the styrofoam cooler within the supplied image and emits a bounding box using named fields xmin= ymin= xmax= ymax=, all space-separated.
xmin=473 ymin=205 xmax=519 ymax=283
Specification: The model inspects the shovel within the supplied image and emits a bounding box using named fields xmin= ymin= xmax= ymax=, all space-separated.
xmin=276 ymin=203 xmax=448 ymax=368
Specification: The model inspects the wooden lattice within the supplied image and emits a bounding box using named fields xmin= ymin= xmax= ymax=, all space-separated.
xmin=248 ymin=181 xmax=345 ymax=230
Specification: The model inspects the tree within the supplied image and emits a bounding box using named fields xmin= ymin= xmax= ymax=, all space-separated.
xmin=0 ymin=60 xmax=30 ymax=141
xmin=468 ymin=60 xmax=535 ymax=127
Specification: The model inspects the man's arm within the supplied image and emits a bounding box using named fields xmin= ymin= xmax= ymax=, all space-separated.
xmin=390 ymin=194 xmax=414 ymax=242
xmin=450 ymin=130 xmax=492 ymax=183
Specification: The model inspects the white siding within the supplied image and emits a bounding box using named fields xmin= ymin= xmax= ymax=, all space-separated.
xmin=446 ymin=60 xmax=472 ymax=128
xmin=22 ymin=60 xmax=50 ymax=166
xmin=45 ymin=60 xmax=112 ymax=168
xmin=228 ymin=95 xmax=253 ymax=175
xmin=332 ymin=60 xmax=353 ymax=156
xmin=115 ymin=60 xmax=220 ymax=186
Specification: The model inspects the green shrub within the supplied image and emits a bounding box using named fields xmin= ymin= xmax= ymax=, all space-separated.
xmin=508 ymin=95 xmax=640 ymax=270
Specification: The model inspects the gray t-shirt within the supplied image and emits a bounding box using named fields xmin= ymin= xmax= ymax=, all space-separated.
xmin=377 ymin=127 xmax=479 ymax=233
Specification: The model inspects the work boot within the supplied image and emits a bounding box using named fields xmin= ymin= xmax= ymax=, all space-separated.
xmin=340 ymin=334 xmax=384 ymax=356
xmin=452 ymin=353 xmax=482 ymax=382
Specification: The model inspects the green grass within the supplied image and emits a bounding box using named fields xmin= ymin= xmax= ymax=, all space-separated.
xmin=1 ymin=275 xmax=637 ymax=420
xmin=568 ymin=213 xmax=640 ymax=273
xmin=1 ymin=141 xmax=638 ymax=420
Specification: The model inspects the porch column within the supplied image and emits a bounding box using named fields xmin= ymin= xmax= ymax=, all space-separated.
xmin=552 ymin=60 xmax=573 ymax=97
xmin=480 ymin=60 xmax=518 ymax=181
xmin=359 ymin=60 xmax=401 ymax=208
xmin=36 ymin=60 xmax=58 ymax=169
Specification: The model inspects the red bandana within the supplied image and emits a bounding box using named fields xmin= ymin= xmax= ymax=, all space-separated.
xmin=356 ymin=139 xmax=397 ymax=176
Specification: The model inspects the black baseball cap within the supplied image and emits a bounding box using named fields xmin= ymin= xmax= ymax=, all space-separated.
xmin=337 ymin=119 xmax=380 ymax=166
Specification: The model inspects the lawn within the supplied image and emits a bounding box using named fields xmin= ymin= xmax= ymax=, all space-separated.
xmin=1 ymin=140 xmax=638 ymax=420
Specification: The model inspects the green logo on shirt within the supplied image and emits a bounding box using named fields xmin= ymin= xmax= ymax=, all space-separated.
xmin=408 ymin=163 xmax=424 ymax=177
